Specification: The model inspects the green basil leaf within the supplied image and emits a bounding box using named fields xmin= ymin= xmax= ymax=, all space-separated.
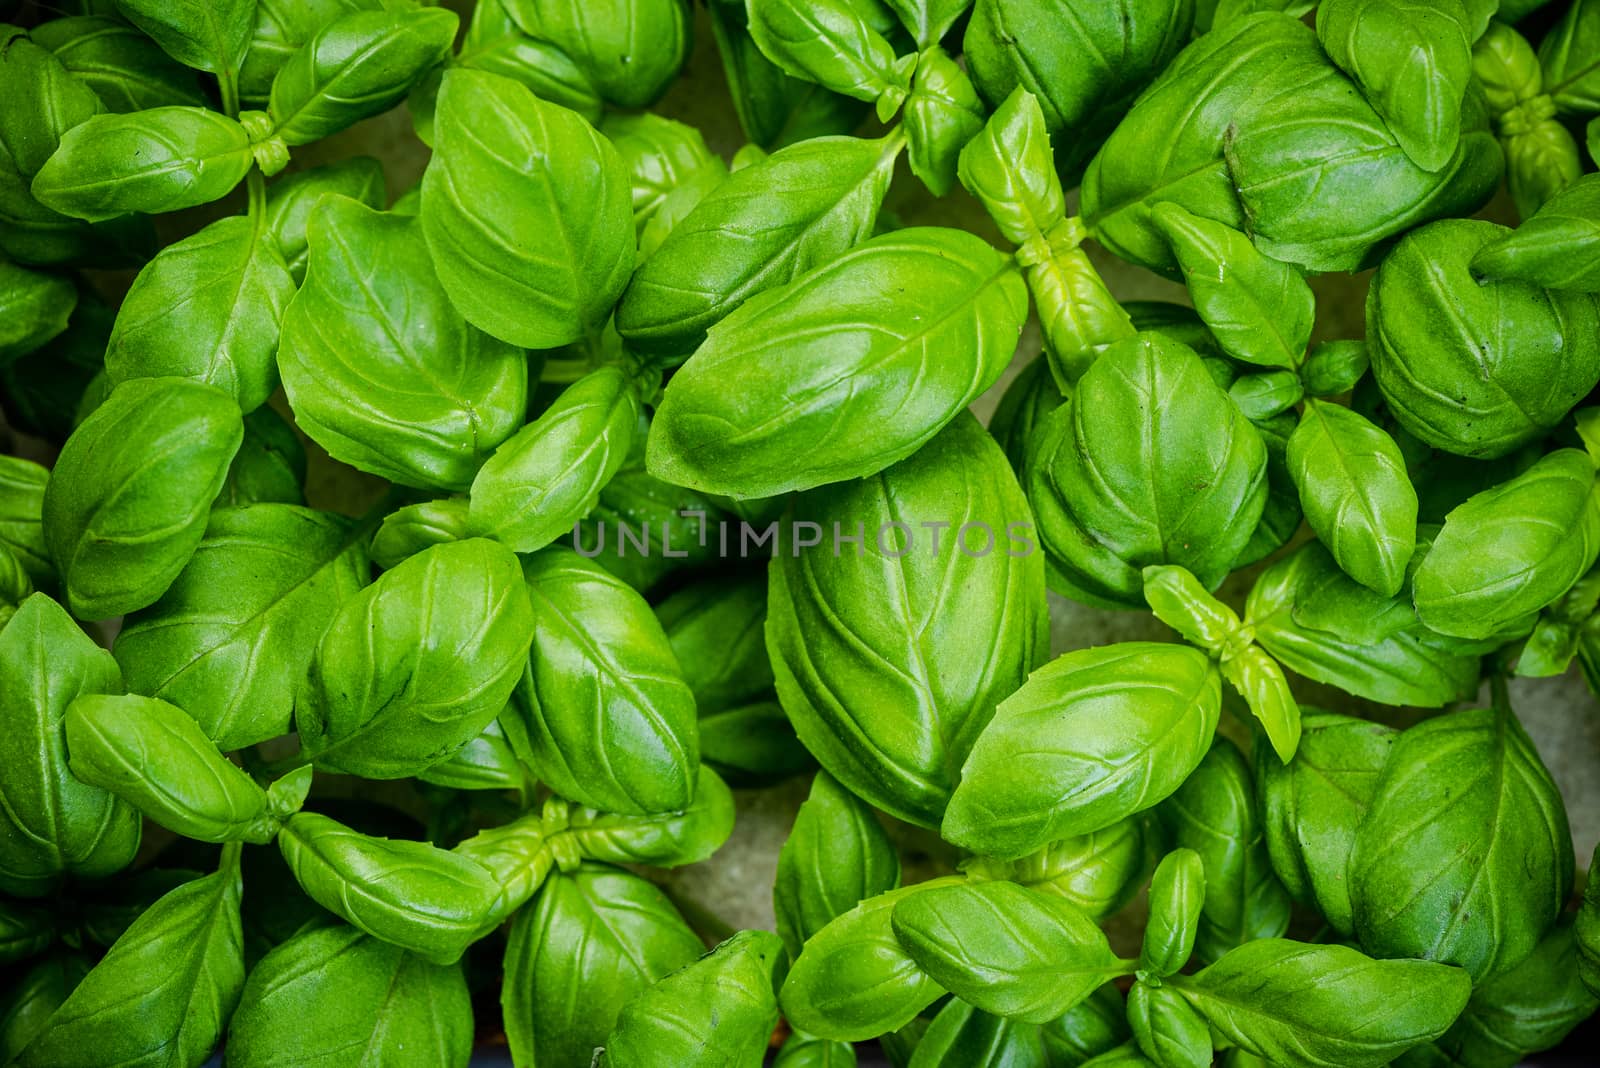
xmin=278 ymin=812 xmax=500 ymax=965
xmin=43 ymin=377 xmax=243 ymax=620
xmin=887 ymin=0 xmax=970 ymax=48
xmin=780 ymin=880 xmax=958 ymax=1041
xmin=1041 ymin=983 xmax=1132 ymax=1067
xmin=910 ymin=999 xmax=1050 ymax=1067
xmin=0 ymin=955 xmax=89 ymax=1063
xmin=775 ymin=1031 xmax=859 ymax=1068
xmin=239 ymin=0 xmax=377 ymax=103
xmin=105 ymin=215 xmax=293 ymax=412
xmin=649 ymin=226 xmax=1027 ymax=497
xmin=775 ymin=770 xmax=902 ymax=958
xmin=1471 ymin=172 xmax=1600 ymax=292
xmin=768 ymin=412 xmax=1048 ymax=827
xmin=32 ymin=15 xmax=207 ymax=111
xmin=1423 ymin=916 xmax=1598 ymax=1068
xmin=964 ymin=818 xmax=1152 ymax=921
xmin=606 ymin=929 xmax=786 ymax=1067
xmin=421 ymin=68 xmax=634 ymax=349
xmin=706 ymin=0 xmax=867 ymax=150
xmin=0 ymin=259 xmax=75 ymax=367
xmin=1169 ymin=939 xmax=1472 ymax=1068
xmin=746 ymin=0 xmax=914 ymax=117
xmin=417 ymin=717 xmax=532 ymax=795
xmin=1580 ymin=844 xmax=1600 ymax=999
xmin=0 ymin=456 xmax=52 ymax=584
xmin=1157 ymin=738 xmax=1291 ymax=964
xmin=1128 ymin=982 xmax=1212 ymax=1068
xmin=1287 ymin=399 xmax=1418 ymax=596
xmin=1247 ymin=542 xmax=1482 ymax=708
xmin=368 ymin=498 xmax=469 ymax=571
xmin=617 ymin=132 xmax=901 ymax=359
xmin=1413 ymin=448 xmax=1600 ymax=640
xmin=113 ymin=0 xmax=253 ymax=74
xmin=601 ymin=111 xmax=726 ymax=233
xmin=1026 ymin=332 xmax=1267 ymax=608
xmin=279 ymin=195 xmax=528 ymax=491
xmin=964 ymin=0 xmax=1194 ymax=181
xmin=1316 ymin=0 xmax=1476 ymax=171
xmin=31 ymin=106 xmax=253 ymax=221
xmin=261 ymin=155 xmax=385 ymax=283
xmin=65 ymin=692 xmax=275 ymax=843
xmin=1255 ymin=712 xmax=1394 ymax=938
xmin=988 ymin=356 xmax=1064 ymax=476
xmin=0 ymin=899 xmax=51 ymax=965
xmin=566 ymin=764 xmax=735 ymax=869
xmin=268 ymin=7 xmax=456 ymax=146
xmin=467 ymin=365 xmax=639 ymax=553
xmin=1140 ymin=849 xmax=1205 ymax=979
xmin=217 ymin=405 xmax=306 ymax=507
xmin=501 ymin=0 xmax=691 ymax=109
xmin=1350 ymin=696 xmax=1573 ymax=982
xmin=14 ymin=866 xmax=243 ymax=1068
xmin=113 ymin=504 xmax=368 ymax=750
xmin=699 ymin=699 xmax=815 ymax=785
xmin=0 ymin=34 xmax=101 ymax=180
xmin=574 ymin=459 xmax=733 ymax=593
xmin=0 ymin=133 xmax=157 ymax=267
xmin=1228 ymin=371 xmax=1304 ymax=421
xmin=656 ymin=573 xmax=774 ymax=713
xmin=1151 ymin=203 xmax=1313 ymax=371
xmin=1539 ymin=0 xmax=1600 ymax=114
xmin=904 ymin=46 xmax=985 ymax=196
xmin=1302 ymin=339 xmax=1370 ymax=397
xmin=1368 ymin=218 xmax=1600 ymax=460
xmin=450 ymin=0 xmax=603 ymax=125
xmin=503 ymin=548 xmax=698 ymax=814
xmin=893 ymin=881 xmax=1130 ymax=1024
xmin=297 ymin=539 xmax=533 ymax=778
xmin=1502 ymin=117 xmax=1584 ymax=221
xmin=0 ymin=287 xmax=110 ymax=442
xmin=226 ymin=924 xmax=473 ymax=1068
xmin=956 ymin=87 xmax=1065 ymax=252
xmin=944 ymin=642 xmax=1221 ymax=861
xmin=0 ymin=595 xmax=137 ymax=898
xmin=1077 ymin=1041 xmax=1155 ymax=1068
xmin=0 ymin=545 xmax=31 ymax=627
xmin=502 ymin=863 xmax=701 ymax=1068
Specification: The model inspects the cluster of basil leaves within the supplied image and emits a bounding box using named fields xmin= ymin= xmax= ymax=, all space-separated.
xmin=3 ymin=0 xmax=1600 ymax=1066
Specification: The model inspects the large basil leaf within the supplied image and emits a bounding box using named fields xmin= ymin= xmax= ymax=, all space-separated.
xmin=502 ymin=548 xmax=698 ymax=814
xmin=239 ymin=0 xmax=376 ymax=103
xmin=261 ymin=155 xmax=385 ymax=283
xmin=775 ymin=770 xmax=902 ymax=958
xmin=964 ymin=818 xmax=1151 ymax=921
xmin=105 ymin=215 xmax=294 ymax=413
xmin=780 ymin=881 xmax=958 ymax=1042
xmin=278 ymin=812 xmax=500 ymax=964
xmin=1247 ymin=542 xmax=1481 ymax=707
xmin=64 ymin=693 xmax=277 ymax=843
xmin=297 ymin=539 xmax=534 ymax=779
xmin=43 ymin=377 xmax=243 ymax=620
xmin=746 ymin=0 xmax=914 ymax=114
xmin=1080 ymin=14 xmax=1500 ymax=274
xmin=278 ymin=195 xmax=527 ymax=491
xmin=14 ymin=865 xmax=243 ymax=1068
xmin=1368 ymin=218 xmax=1600 ymax=459
xmin=113 ymin=0 xmax=253 ymax=74
xmin=32 ymin=16 xmax=208 ymax=112
xmin=0 ymin=259 xmax=76 ymax=366
xmin=0 ymin=34 xmax=100 ymax=189
xmin=649 ymin=226 xmax=1028 ymax=497
xmin=0 ymin=594 xmax=138 ymax=897
xmin=1157 ymin=738 xmax=1290 ymax=965
xmin=1350 ymin=697 xmax=1572 ymax=982
xmin=617 ymin=132 xmax=901 ymax=359
xmin=1471 ymin=173 xmax=1600 ymax=292
xmin=963 ymin=0 xmax=1193 ymax=181
xmin=1413 ymin=448 xmax=1600 ymax=640
xmin=894 ymin=881 xmax=1129 ymax=1024
xmin=421 ymin=68 xmax=634 ymax=349
xmin=0 ymin=126 xmax=155 ymax=267
xmin=467 ymin=365 xmax=639 ymax=553
xmin=1316 ymin=0 xmax=1476 ymax=171
xmin=1171 ymin=940 xmax=1471 ymax=1068
xmin=606 ymin=929 xmax=786 ymax=1066
xmin=114 ymin=504 xmax=368 ymax=751
xmin=0 ymin=456 xmax=51 ymax=584
xmin=1286 ymin=399 xmax=1418 ymax=596
xmin=226 ymin=924 xmax=473 ymax=1068
xmin=502 ymin=863 xmax=702 ymax=1068
xmin=767 ymin=412 xmax=1048 ymax=828
xmin=910 ymin=999 xmax=1051 ymax=1067
xmin=943 ymin=642 xmax=1221 ymax=860
xmin=1256 ymin=711 xmax=1395 ymax=937
xmin=31 ymin=107 xmax=254 ymax=221
xmin=1026 ymin=332 xmax=1267 ymax=608
xmin=502 ymin=0 xmax=691 ymax=108
xmin=268 ymin=7 xmax=456 ymax=145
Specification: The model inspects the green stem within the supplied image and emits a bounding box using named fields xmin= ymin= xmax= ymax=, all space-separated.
xmin=218 ymin=70 xmax=241 ymax=121
xmin=247 ymin=169 xmax=267 ymax=224
xmin=220 ymin=840 xmax=244 ymax=873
